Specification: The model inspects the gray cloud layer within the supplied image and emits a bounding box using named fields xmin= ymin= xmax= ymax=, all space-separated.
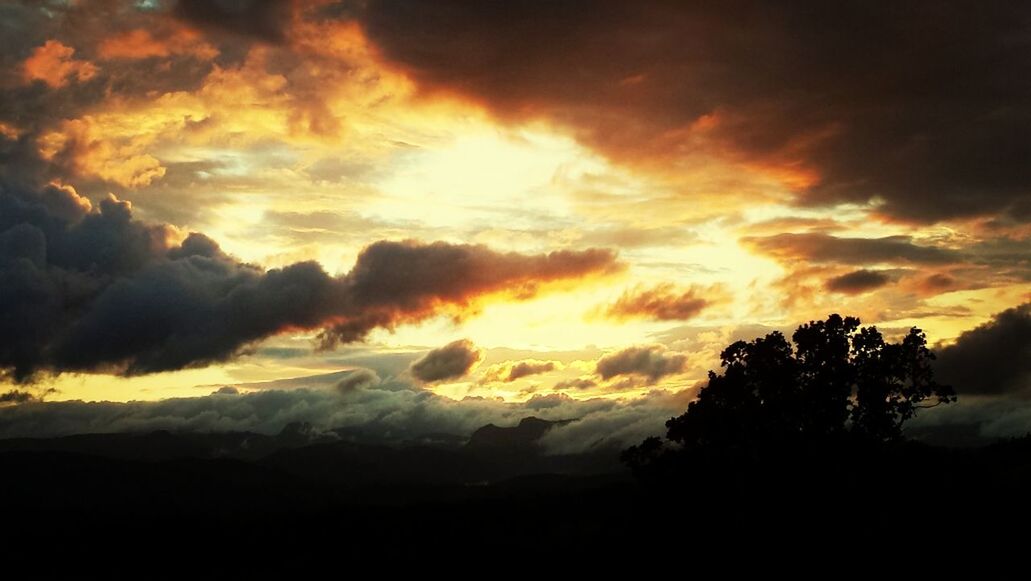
xmin=0 ymin=376 xmax=687 ymax=455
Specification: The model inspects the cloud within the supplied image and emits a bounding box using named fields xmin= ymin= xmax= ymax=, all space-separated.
xmin=38 ymin=118 xmax=167 ymax=187
xmin=335 ymin=368 xmax=381 ymax=393
xmin=97 ymin=27 xmax=218 ymax=61
xmin=0 ymin=180 xmax=620 ymax=381
xmin=824 ymin=269 xmax=892 ymax=294
xmin=320 ymin=240 xmax=622 ymax=345
xmin=523 ymin=393 xmax=575 ymax=410
xmin=22 ymin=40 xmax=98 ymax=88
xmin=480 ymin=359 xmax=558 ymax=384
xmin=173 ymin=0 xmax=294 ymax=43
xmin=914 ymin=273 xmax=958 ymax=295
xmin=1 ymin=7 xmax=414 ymax=197
xmin=354 ymin=1 xmax=1031 ymax=223
xmin=596 ymin=345 xmax=687 ymax=383
xmin=0 ymin=390 xmax=35 ymax=404
xmin=600 ymin=283 xmax=722 ymax=321
xmin=742 ymin=233 xmax=960 ymax=266
xmin=935 ymin=303 xmax=1031 ymax=396
xmin=577 ymin=225 xmax=699 ymax=249
xmin=539 ymin=389 xmax=695 ymax=454
xmin=906 ymin=395 xmax=1031 ymax=447
xmin=0 ymin=379 xmax=688 ymax=454
xmin=409 ymin=340 xmax=482 ymax=383
xmin=554 ymin=377 xmax=597 ymax=391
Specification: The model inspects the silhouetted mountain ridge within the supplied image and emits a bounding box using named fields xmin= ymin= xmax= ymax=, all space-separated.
xmin=0 ymin=416 xmax=616 ymax=485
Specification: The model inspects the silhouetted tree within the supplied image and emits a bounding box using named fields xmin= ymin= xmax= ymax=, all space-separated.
xmin=625 ymin=315 xmax=955 ymax=472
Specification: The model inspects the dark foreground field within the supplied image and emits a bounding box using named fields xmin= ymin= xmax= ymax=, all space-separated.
xmin=2 ymin=419 xmax=1028 ymax=573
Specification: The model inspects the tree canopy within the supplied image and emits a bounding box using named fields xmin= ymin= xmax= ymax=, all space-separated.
xmin=626 ymin=315 xmax=955 ymax=470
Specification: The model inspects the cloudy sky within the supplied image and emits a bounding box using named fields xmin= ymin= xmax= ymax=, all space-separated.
xmin=0 ymin=0 xmax=1028 ymax=447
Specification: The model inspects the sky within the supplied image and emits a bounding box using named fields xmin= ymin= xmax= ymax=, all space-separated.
xmin=0 ymin=0 xmax=1028 ymax=448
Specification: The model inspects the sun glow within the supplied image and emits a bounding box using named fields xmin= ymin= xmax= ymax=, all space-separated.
xmin=2 ymin=3 xmax=1025 ymax=408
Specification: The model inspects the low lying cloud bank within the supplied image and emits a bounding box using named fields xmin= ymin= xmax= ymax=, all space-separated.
xmin=906 ymin=396 xmax=1031 ymax=447
xmin=0 ymin=372 xmax=689 ymax=455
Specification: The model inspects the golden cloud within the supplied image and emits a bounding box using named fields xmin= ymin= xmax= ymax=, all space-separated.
xmin=22 ymin=40 xmax=98 ymax=88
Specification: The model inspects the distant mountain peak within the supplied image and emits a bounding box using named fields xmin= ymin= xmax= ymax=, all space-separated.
xmin=466 ymin=417 xmax=574 ymax=451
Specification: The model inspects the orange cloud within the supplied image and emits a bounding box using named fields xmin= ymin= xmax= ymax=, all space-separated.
xmin=22 ymin=40 xmax=98 ymax=88
xmin=599 ymin=283 xmax=725 ymax=322
xmin=32 ymin=21 xmax=422 ymax=188
xmin=38 ymin=118 xmax=165 ymax=188
xmin=320 ymin=241 xmax=624 ymax=346
xmin=0 ymin=122 xmax=20 ymax=141
xmin=97 ymin=28 xmax=218 ymax=61
xmin=913 ymin=273 xmax=958 ymax=295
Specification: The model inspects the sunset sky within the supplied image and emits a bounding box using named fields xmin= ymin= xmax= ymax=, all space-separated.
xmin=1 ymin=1 xmax=1028 ymax=447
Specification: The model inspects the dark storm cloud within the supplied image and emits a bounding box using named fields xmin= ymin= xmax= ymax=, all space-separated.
xmin=409 ymin=340 xmax=482 ymax=383
xmin=742 ymin=233 xmax=961 ymax=265
xmin=595 ymin=345 xmax=687 ymax=382
xmin=0 ymin=179 xmax=620 ymax=381
xmin=935 ymin=303 xmax=1031 ymax=396
xmin=825 ymin=269 xmax=892 ymax=294
xmin=355 ymin=0 xmax=1031 ymax=223
xmin=173 ymin=0 xmax=292 ymax=43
